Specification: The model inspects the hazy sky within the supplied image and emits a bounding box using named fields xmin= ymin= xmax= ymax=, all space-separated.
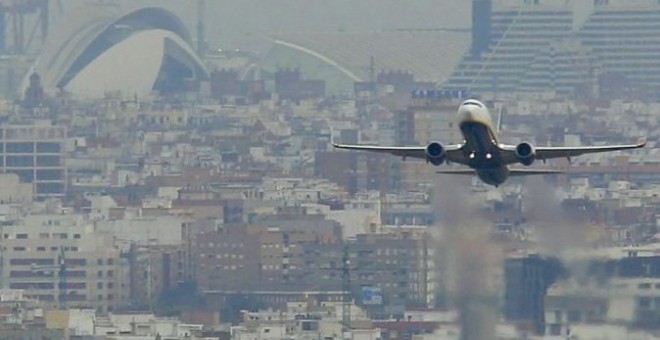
xmin=57 ymin=0 xmax=470 ymax=53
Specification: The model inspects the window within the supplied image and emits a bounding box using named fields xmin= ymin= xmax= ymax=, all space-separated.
xmin=12 ymin=170 xmax=33 ymax=182
xmin=567 ymin=310 xmax=581 ymax=323
xmin=6 ymin=156 xmax=33 ymax=167
xmin=36 ymin=183 xmax=63 ymax=195
xmin=36 ymin=169 xmax=62 ymax=181
xmin=16 ymin=234 xmax=27 ymax=239
xmin=549 ymin=324 xmax=562 ymax=336
xmin=97 ymin=282 xmax=103 ymax=289
xmin=36 ymin=156 xmax=61 ymax=166
xmin=73 ymin=234 xmax=81 ymax=239
xmin=639 ymin=283 xmax=651 ymax=289
xmin=36 ymin=142 xmax=61 ymax=153
xmin=37 ymin=247 xmax=46 ymax=251
xmin=97 ymin=259 xmax=103 ymax=265
xmin=6 ymin=142 xmax=33 ymax=153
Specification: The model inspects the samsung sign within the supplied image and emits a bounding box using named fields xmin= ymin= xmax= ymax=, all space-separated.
xmin=362 ymin=286 xmax=383 ymax=305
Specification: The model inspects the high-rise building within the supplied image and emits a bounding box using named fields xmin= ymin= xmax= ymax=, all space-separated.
xmin=577 ymin=1 xmax=660 ymax=98
xmin=0 ymin=122 xmax=66 ymax=199
xmin=443 ymin=0 xmax=574 ymax=96
xmin=504 ymin=255 xmax=564 ymax=335
xmin=443 ymin=0 xmax=660 ymax=99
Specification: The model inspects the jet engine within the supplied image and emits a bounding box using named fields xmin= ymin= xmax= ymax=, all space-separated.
xmin=425 ymin=142 xmax=446 ymax=165
xmin=515 ymin=142 xmax=536 ymax=166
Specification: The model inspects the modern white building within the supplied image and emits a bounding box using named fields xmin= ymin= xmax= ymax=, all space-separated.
xmin=20 ymin=4 xmax=208 ymax=99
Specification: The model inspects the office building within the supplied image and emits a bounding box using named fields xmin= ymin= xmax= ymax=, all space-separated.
xmin=0 ymin=123 xmax=66 ymax=199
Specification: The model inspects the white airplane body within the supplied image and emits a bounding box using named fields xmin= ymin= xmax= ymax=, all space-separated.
xmin=332 ymin=99 xmax=646 ymax=187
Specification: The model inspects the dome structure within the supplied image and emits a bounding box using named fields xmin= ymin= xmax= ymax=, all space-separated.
xmin=21 ymin=5 xmax=208 ymax=98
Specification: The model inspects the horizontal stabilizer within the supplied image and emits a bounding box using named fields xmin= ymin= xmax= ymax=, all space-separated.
xmin=436 ymin=169 xmax=564 ymax=176
xmin=436 ymin=169 xmax=476 ymax=175
xmin=508 ymin=169 xmax=564 ymax=176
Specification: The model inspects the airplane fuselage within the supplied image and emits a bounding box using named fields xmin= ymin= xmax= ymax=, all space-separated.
xmin=456 ymin=100 xmax=509 ymax=186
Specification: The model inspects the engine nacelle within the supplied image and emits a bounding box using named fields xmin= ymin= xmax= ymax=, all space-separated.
xmin=425 ymin=142 xmax=446 ymax=166
xmin=515 ymin=142 xmax=536 ymax=166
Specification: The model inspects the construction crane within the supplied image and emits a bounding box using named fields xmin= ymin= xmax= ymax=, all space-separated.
xmin=341 ymin=244 xmax=351 ymax=334
xmin=0 ymin=0 xmax=63 ymax=55
xmin=196 ymin=0 xmax=207 ymax=57
xmin=30 ymin=246 xmax=81 ymax=310
xmin=316 ymin=243 xmax=354 ymax=335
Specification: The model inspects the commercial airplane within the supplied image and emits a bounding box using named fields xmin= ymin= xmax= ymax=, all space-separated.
xmin=332 ymin=99 xmax=646 ymax=187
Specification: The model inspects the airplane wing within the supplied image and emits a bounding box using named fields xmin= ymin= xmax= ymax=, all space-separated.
xmin=499 ymin=140 xmax=646 ymax=164
xmin=332 ymin=141 xmax=465 ymax=163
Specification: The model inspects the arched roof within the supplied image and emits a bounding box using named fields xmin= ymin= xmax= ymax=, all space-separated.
xmin=21 ymin=4 xmax=205 ymax=98
xmin=268 ymin=31 xmax=470 ymax=83
xmin=65 ymin=29 xmax=204 ymax=98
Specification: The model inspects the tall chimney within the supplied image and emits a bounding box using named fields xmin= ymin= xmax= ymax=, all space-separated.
xmin=471 ymin=0 xmax=492 ymax=58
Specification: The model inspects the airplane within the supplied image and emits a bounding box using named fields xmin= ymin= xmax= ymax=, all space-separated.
xmin=331 ymin=99 xmax=646 ymax=187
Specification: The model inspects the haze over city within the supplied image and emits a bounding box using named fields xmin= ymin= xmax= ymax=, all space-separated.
xmin=0 ymin=0 xmax=658 ymax=339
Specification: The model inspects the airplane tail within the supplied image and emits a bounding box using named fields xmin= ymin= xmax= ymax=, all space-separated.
xmin=496 ymin=106 xmax=503 ymax=133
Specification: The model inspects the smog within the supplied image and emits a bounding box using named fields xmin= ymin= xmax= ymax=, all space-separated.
xmin=433 ymin=175 xmax=502 ymax=340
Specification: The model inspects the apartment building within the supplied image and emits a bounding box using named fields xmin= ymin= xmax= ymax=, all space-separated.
xmin=193 ymin=217 xmax=342 ymax=292
xmin=0 ymin=214 xmax=125 ymax=313
xmin=302 ymin=233 xmax=436 ymax=311
xmin=126 ymin=244 xmax=186 ymax=311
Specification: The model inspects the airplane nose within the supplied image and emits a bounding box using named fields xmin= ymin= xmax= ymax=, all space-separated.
xmin=459 ymin=106 xmax=475 ymax=121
